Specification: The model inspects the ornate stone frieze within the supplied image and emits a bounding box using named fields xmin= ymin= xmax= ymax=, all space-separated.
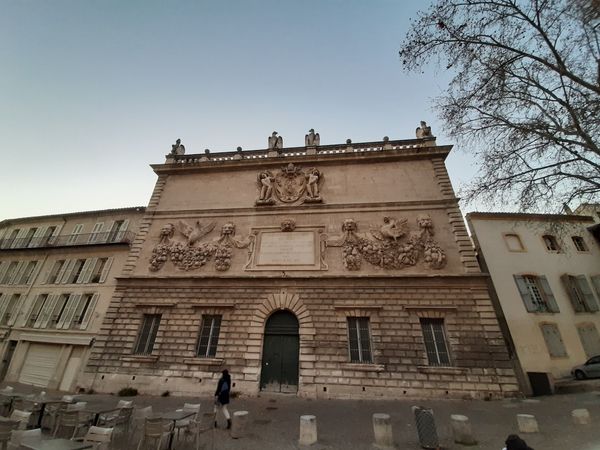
xmin=149 ymin=221 xmax=252 ymax=272
xmin=327 ymin=214 xmax=447 ymax=271
xmin=255 ymin=163 xmax=324 ymax=206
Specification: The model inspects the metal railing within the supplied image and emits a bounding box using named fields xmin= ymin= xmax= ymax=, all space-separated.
xmin=0 ymin=231 xmax=135 ymax=250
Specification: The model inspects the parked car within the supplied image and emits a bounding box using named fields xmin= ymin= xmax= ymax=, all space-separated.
xmin=572 ymin=355 xmax=600 ymax=379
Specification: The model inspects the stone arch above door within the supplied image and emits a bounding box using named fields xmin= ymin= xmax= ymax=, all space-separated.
xmin=251 ymin=290 xmax=316 ymax=340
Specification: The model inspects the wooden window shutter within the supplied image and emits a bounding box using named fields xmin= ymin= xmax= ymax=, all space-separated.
xmin=592 ymin=275 xmax=600 ymax=300
xmin=540 ymin=323 xmax=568 ymax=357
xmin=57 ymin=294 xmax=82 ymax=329
xmin=513 ymin=275 xmax=537 ymax=312
xmin=35 ymin=294 xmax=59 ymax=328
xmin=99 ymin=257 xmax=113 ymax=283
xmin=76 ymin=259 xmax=93 ymax=284
xmin=8 ymin=262 xmax=25 ymax=285
xmin=576 ymin=275 xmax=599 ymax=312
xmin=28 ymin=227 xmax=45 ymax=248
xmin=538 ymin=276 xmax=560 ymax=313
xmin=7 ymin=294 xmax=23 ymax=326
xmin=80 ymin=258 xmax=98 ymax=284
xmin=116 ymin=220 xmax=130 ymax=240
xmin=561 ymin=274 xmax=585 ymax=312
xmin=79 ymin=293 xmax=98 ymax=329
xmin=0 ymin=262 xmax=8 ymax=284
xmin=60 ymin=260 xmax=77 ymax=284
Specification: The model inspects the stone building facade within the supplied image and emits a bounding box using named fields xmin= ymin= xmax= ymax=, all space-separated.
xmin=0 ymin=208 xmax=144 ymax=391
xmin=84 ymin=134 xmax=519 ymax=399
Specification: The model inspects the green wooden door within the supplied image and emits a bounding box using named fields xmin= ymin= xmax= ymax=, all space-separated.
xmin=260 ymin=311 xmax=299 ymax=393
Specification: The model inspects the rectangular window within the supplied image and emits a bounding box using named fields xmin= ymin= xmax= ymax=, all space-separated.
xmin=66 ymin=259 xmax=86 ymax=284
xmin=18 ymin=261 xmax=37 ymax=285
xmin=196 ymin=315 xmax=222 ymax=358
xmin=572 ymin=236 xmax=588 ymax=252
xmin=72 ymin=293 xmax=94 ymax=328
xmin=46 ymin=260 xmax=65 ymax=284
xmin=27 ymin=294 xmax=48 ymax=327
xmin=577 ymin=323 xmax=600 ymax=358
xmin=504 ymin=233 xmax=525 ymax=252
xmin=514 ymin=275 xmax=560 ymax=313
xmin=420 ymin=318 xmax=451 ymax=366
xmin=1 ymin=262 xmax=18 ymax=284
xmin=42 ymin=226 xmax=56 ymax=245
xmin=66 ymin=224 xmax=84 ymax=245
xmin=3 ymin=229 xmax=20 ymax=249
xmin=108 ymin=220 xmax=125 ymax=242
xmin=134 ymin=314 xmax=161 ymax=355
xmin=540 ymin=323 xmax=568 ymax=358
xmin=50 ymin=294 xmax=70 ymax=327
xmin=89 ymin=258 xmax=109 ymax=283
xmin=22 ymin=228 xmax=37 ymax=247
xmin=347 ymin=317 xmax=373 ymax=363
xmin=88 ymin=222 xmax=104 ymax=243
xmin=561 ymin=274 xmax=599 ymax=313
xmin=542 ymin=234 xmax=560 ymax=251
xmin=2 ymin=294 xmax=21 ymax=325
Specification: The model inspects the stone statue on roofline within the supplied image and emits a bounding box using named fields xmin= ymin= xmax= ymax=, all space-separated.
xmin=305 ymin=128 xmax=320 ymax=146
xmin=268 ymin=131 xmax=283 ymax=151
xmin=415 ymin=121 xmax=433 ymax=139
xmin=170 ymin=138 xmax=186 ymax=155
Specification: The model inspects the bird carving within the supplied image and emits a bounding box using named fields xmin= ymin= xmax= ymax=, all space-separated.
xmin=176 ymin=220 xmax=216 ymax=246
xmin=370 ymin=217 xmax=408 ymax=241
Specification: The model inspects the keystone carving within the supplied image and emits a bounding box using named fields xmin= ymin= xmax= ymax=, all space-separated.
xmin=327 ymin=214 xmax=447 ymax=271
xmin=255 ymin=163 xmax=324 ymax=206
xmin=149 ymin=220 xmax=252 ymax=272
xmin=280 ymin=218 xmax=296 ymax=232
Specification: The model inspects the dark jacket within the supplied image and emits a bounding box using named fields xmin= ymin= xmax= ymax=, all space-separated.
xmin=215 ymin=373 xmax=231 ymax=405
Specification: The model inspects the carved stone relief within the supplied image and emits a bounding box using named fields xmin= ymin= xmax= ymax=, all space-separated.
xmin=255 ymin=163 xmax=324 ymax=206
xmin=149 ymin=220 xmax=252 ymax=272
xmin=327 ymin=214 xmax=447 ymax=271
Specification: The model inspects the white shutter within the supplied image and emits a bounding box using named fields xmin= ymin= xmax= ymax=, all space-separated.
xmin=35 ymin=294 xmax=59 ymax=329
xmin=7 ymin=295 xmax=23 ymax=326
xmin=88 ymin=223 xmax=104 ymax=243
xmin=104 ymin=221 xmax=115 ymax=243
xmin=28 ymin=227 xmax=45 ymax=248
xmin=27 ymin=261 xmax=43 ymax=285
xmin=0 ymin=294 xmax=11 ymax=323
xmin=80 ymin=293 xmax=98 ymax=330
xmin=99 ymin=257 xmax=113 ymax=283
xmin=10 ymin=229 xmax=27 ymax=249
xmin=48 ymin=224 xmax=62 ymax=244
xmin=57 ymin=294 xmax=81 ymax=329
xmin=16 ymin=295 xmax=36 ymax=327
xmin=116 ymin=220 xmax=130 ymax=240
xmin=76 ymin=259 xmax=93 ymax=284
xmin=8 ymin=261 xmax=25 ymax=285
xmin=59 ymin=260 xmax=76 ymax=284
xmin=0 ymin=262 xmax=8 ymax=284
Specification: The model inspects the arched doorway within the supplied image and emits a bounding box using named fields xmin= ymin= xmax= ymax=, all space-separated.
xmin=260 ymin=311 xmax=299 ymax=393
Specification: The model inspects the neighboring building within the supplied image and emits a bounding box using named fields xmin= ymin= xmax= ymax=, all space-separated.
xmin=0 ymin=207 xmax=144 ymax=390
xmin=574 ymin=203 xmax=600 ymax=223
xmin=83 ymin=132 xmax=519 ymax=399
xmin=467 ymin=212 xmax=600 ymax=395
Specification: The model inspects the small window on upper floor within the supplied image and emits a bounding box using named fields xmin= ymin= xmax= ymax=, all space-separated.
xmin=542 ymin=234 xmax=561 ymax=252
xmin=572 ymin=236 xmax=588 ymax=252
xmin=504 ymin=233 xmax=525 ymax=252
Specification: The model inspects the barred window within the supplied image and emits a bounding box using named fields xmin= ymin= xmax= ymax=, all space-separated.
xmin=134 ymin=314 xmax=161 ymax=355
xmin=420 ymin=318 xmax=451 ymax=366
xmin=196 ymin=315 xmax=222 ymax=358
xmin=347 ymin=317 xmax=372 ymax=363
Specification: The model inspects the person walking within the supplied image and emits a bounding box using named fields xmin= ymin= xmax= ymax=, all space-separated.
xmin=503 ymin=434 xmax=534 ymax=450
xmin=214 ymin=369 xmax=232 ymax=429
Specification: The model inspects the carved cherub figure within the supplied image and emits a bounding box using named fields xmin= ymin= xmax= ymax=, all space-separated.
xmin=176 ymin=220 xmax=216 ymax=246
xmin=280 ymin=218 xmax=296 ymax=232
xmin=221 ymin=222 xmax=235 ymax=237
xmin=417 ymin=214 xmax=434 ymax=238
xmin=342 ymin=218 xmax=358 ymax=233
xmin=159 ymin=223 xmax=175 ymax=244
xmin=415 ymin=121 xmax=433 ymax=139
xmin=258 ymin=171 xmax=274 ymax=200
xmin=306 ymin=168 xmax=321 ymax=198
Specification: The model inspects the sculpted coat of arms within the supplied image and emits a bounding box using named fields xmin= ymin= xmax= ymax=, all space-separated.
xmin=256 ymin=163 xmax=323 ymax=206
xmin=149 ymin=220 xmax=252 ymax=272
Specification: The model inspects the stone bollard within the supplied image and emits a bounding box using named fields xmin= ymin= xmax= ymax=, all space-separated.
xmin=572 ymin=409 xmax=591 ymax=425
xmin=517 ymin=414 xmax=539 ymax=433
xmin=230 ymin=410 xmax=249 ymax=439
xmin=372 ymin=413 xmax=394 ymax=449
xmin=450 ymin=414 xmax=476 ymax=445
xmin=299 ymin=415 xmax=318 ymax=446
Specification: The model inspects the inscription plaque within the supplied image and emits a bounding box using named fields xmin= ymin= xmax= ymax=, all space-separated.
xmin=256 ymin=231 xmax=316 ymax=266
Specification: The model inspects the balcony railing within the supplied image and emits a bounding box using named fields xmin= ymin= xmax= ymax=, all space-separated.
xmin=0 ymin=231 xmax=135 ymax=250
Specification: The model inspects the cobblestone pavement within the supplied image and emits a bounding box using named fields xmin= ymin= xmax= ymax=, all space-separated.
xmin=6 ymin=383 xmax=600 ymax=449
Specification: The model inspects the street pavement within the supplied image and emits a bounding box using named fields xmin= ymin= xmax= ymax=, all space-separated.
xmin=5 ymin=382 xmax=600 ymax=449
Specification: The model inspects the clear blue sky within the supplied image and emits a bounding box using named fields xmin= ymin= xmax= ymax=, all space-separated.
xmin=0 ymin=0 xmax=477 ymax=221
